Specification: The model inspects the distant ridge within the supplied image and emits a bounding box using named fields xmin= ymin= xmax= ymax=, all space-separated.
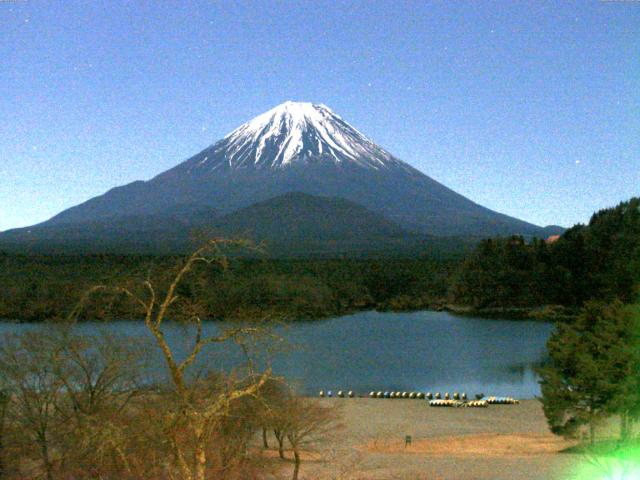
xmin=0 ymin=192 xmax=474 ymax=256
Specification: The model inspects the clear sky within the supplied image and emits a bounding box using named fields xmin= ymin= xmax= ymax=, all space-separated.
xmin=1 ymin=0 xmax=638 ymax=231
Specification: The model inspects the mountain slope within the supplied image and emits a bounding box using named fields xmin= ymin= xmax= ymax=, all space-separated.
xmin=212 ymin=191 xmax=407 ymax=242
xmin=0 ymin=204 xmax=219 ymax=254
xmin=209 ymin=192 xmax=443 ymax=256
xmin=210 ymin=192 xmax=475 ymax=256
xmin=3 ymin=101 xmax=556 ymax=246
xmin=0 ymin=193 xmax=467 ymax=256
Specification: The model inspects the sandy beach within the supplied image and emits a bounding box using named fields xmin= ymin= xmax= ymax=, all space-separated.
xmin=259 ymin=398 xmax=621 ymax=480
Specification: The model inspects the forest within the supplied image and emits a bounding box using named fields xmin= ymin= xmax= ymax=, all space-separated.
xmin=0 ymin=253 xmax=458 ymax=322
xmin=449 ymin=197 xmax=640 ymax=312
xmin=0 ymin=197 xmax=638 ymax=323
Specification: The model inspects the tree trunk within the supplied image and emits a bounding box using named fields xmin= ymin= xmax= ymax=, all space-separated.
xmin=291 ymin=449 xmax=301 ymax=480
xmin=589 ymin=419 xmax=595 ymax=445
xmin=274 ymin=430 xmax=285 ymax=459
xmin=620 ymin=410 xmax=629 ymax=441
xmin=171 ymin=431 xmax=193 ymax=480
xmin=40 ymin=440 xmax=54 ymax=480
xmin=194 ymin=437 xmax=207 ymax=480
xmin=0 ymin=393 xmax=7 ymax=480
xmin=0 ymin=429 xmax=3 ymax=480
xmin=262 ymin=427 xmax=269 ymax=449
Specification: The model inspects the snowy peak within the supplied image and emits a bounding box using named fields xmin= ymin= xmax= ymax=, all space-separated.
xmin=227 ymin=101 xmax=336 ymax=140
xmin=6 ymin=101 xmax=552 ymax=241
xmin=195 ymin=101 xmax=410 ymax=171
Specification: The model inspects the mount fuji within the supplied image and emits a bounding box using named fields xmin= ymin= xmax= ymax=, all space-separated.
xmin=1 ymin=101 xmax=561 ymax=253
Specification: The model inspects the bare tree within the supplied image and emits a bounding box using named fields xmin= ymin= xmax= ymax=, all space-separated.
xmin=0 ymin=388 xmax=9 ymax=478
xmin=273 ymin=425 xmax=287 ymax=460
xmin=0 ymin=328 xmax=152 ymax=480
xmin=254 ymin=378 xmax=292 ymax=457
xmin=51 ymin=329 xmax=148 ymax=478
xmin=279 ymin=397 xmax=341 ymax=480
xmin=72 ymin=238 xmax=276 ymax=480
xmin=0 ymin=333 xmax=64 ymax=480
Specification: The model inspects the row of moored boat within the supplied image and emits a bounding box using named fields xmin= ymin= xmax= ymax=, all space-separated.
xmin=318 ymin=390 xmax=519 ymax=407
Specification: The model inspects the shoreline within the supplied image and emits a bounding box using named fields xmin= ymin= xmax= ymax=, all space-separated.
xmin=0 ymin=303 xmax=570 ymax=324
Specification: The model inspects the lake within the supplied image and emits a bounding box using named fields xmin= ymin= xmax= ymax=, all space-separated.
xmin=0 ymin=310 xmax=554 ymax=398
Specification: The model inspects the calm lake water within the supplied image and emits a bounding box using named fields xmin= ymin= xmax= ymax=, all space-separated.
xmin=0 ymin=311 xmax=554 ymax=398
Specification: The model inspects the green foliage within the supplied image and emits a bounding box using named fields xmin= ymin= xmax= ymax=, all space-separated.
xmin=538 ymin=300 xmax=640 ymax=443
xmin=450 ymin=197 xmax=640 ymax=309
xmin=0 ymin=255 xmax=456 ymax=322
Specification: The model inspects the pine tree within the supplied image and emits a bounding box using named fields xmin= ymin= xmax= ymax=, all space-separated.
xmin=538 ymin=301 xmax=638 ymax=444
xmin=608 ymin=302 xmax=640 ymax=441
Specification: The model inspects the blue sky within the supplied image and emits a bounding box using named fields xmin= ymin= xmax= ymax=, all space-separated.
xmin=1 ymin=0 xmax=638 ymax=231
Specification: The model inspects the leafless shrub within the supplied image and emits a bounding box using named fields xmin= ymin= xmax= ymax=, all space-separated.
xmin=0 ymin=328 xmax=148 ymax=480
xmin=71 ymin=238 xmax=279 ymax=480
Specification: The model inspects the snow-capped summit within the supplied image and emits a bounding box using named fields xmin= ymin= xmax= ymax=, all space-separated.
xmin=15 ymin=100 xmax=553 ymax=240
xmin=194 ymin=101 xmax=408 ymax=171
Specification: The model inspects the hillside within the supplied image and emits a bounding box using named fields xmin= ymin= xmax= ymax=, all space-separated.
xmin=0 ymin=193 xmax=472 ymax=257
xmin=449 ymin=197 xmax=640 ymax=309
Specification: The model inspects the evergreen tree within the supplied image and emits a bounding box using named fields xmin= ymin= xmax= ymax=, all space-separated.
xmin=538 ymin=301 xmax=638 ymax=444
xmin=450 ymin=197 xmax=640 ymax=311
xmin=608 ymin=302 xmax=640 ymax=441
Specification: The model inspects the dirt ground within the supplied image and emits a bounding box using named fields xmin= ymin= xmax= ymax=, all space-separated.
xmin=259 ymin=398 xmax=628 ymax=480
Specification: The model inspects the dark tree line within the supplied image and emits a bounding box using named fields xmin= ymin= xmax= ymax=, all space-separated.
xmin=449 ymin=197 xmax=640 ymax=311
xmin=0 ymin=254 xmax=457 ymax=322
